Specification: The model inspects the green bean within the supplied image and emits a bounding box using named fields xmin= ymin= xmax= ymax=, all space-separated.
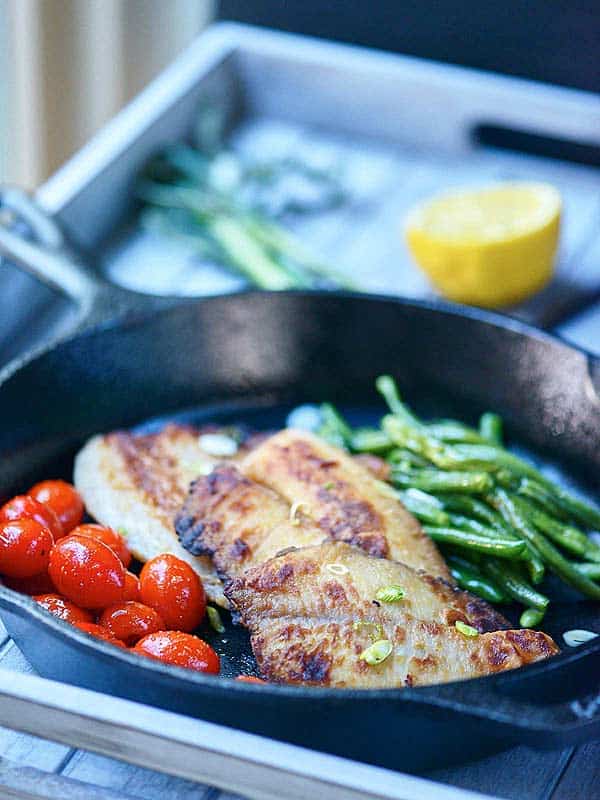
xmin=319 ymin=403 xmax=353 ymax=448
xmin=454 ymin=443 xmax=600 ymax=531
xmin=427 ymin=421 xmax=488 ymax=444
xmin=383 ymin=416 xmax=499 ymax=471
xmin=574 ymin=563 xmax=600 ymax=581
xmin=446 ymin=555 xmax=507 ymax=603
xmin=494 ymin=469 xmax=520 ymax=490
xmin=515 ymin=496 xmax=590 ymax=558
xmin=392 ymin=468 xmax=495 ymax=494
xmin=447 ymin=513 xmax=508 ymax=540
xmin=551 ymin=488 xmax=600 ymax=532
xmin=350 ymin=428 xmax=392 ymax=453
xmin=519 ymin=608 xmax=546 ymax=628
xmin=516 ymin=479 xmax=570 ymax=521
xmin=485 ymin=491 xmax=546 ymax=584
xmin=387 ymin=448 xmax=430 ymax=468
xmin=438 ymin=494 xmax=508 ymax=530
xmin=452 ymin=443 xmax=545 ymax=480
xmin=482 ymin=559 xmax=550 ymax=611
xmin=479 ymin=412 xmax=503 ymax=445
xmin=422 ymin=527 xmax=526 ymax=559
xmin=398 ymin=490 xmax=450 ymax=526
xmin=498 ymin=492 xmax=600 ymax=600
xmin=375 ymin=375 xmax=421 ymax=424
xmin=401 ymin=487 xmax=445 ymax=509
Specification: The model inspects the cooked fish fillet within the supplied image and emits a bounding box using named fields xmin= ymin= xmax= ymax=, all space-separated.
xmin=225 ymin=541 xmax=559 ymax=688
xmin=176 ymin=464 xmax=328 ymax=579
xmin=74 ymin=424 xmax=231 ymax=606
xmin=242 ymin=429 xmax=450 ymax=579
xmin=180 ymin=467 xmax=508 ymax=634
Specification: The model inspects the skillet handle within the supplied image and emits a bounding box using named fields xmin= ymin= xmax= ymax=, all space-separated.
xmin=0 ymin=187 xmax=178 ymax=338
xmin=421 ymin=640 xmax=600 ymax=748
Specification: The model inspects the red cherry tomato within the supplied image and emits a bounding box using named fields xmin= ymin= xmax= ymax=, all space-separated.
xmin=132 ymin=631 xmax=219 ymax=674
xmin=28 ymin=480 xmax=84 ymax=534
xmin=235 ymin=676 xmax=266 ymax=684
xmin=140 ymin=554 xmax=206 ymax=632
xmin=99 ymin=601 xmax=165 ymax=646
xmin=3 ymin=571 xmax=56 ymax=595
xmin=0 ymin=519 xmax=54 ymax=578
xmin=73 ymin=621 xmax=126 ymax=647
xmin=48 ymin=534 xmax=125 ymax=609
xmin=71 ymin=524 xmax=131 ymax=568
xmin=34 ymin=593 xmax=93 ymax=624
xmin=123 ymin=570 xmax=141 ymax=601
xmin=0 ymin=495 xmax=64 ymax=541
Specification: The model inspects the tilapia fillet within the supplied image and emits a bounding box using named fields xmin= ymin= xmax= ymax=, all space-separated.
xmin=176 ymin=464 xmax=328 ymax=580
xmin=74 ymin=424 xmax=234 ymax=606
xmin=242 ymin=429 xmax=451 ymax=579
xmin=225 ymin=542 xmax=559 ymax=688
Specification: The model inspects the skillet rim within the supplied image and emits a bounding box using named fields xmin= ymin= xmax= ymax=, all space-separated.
xmin=0 ymin=289 xmax=598 ymax=711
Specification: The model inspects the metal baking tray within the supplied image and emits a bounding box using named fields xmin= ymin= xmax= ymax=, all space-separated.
xmin=0 ymin=668 xmax=497 ymax=799
xmin=8 ymin=20 xmax=595 ymax=365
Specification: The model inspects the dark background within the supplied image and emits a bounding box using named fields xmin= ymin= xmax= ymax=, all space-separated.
xmin=218 ymin=1 xmax=600 ymax=93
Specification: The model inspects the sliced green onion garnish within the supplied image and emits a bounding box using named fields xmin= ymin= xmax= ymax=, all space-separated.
xmin=455 ymin=621 xmax=479 ymax=638
xmin=563 ymin=629 xmax=598 ymax=647
xmin=289 ymin=500 xmax=307 ymax=525
xmin=198 ymin=433 xmax=238 ymax=457
xmin=375 ymin=585 xmax=405 ymax=603
xmin=353 ymin=620 xmax=384 ymax=640
xmin=359 ymin=639 xmax=393 ymax=665
xmin=325 ymin=563 xmax=349 ymax=576
xmin=207 ymin=606 xmax=225 ymax=633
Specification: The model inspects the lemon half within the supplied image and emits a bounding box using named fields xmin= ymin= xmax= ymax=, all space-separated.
xmin=405 ymin=182 xmax=561 ymax=307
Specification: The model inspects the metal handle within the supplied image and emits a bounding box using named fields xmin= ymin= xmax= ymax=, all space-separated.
xmin=420 ymin=638 xmax=600 ymax=747
xmin=0 ymin=188 xmax=179 ymax=343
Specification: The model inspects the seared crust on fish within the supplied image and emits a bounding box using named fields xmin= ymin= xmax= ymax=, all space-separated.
xmin=225 ymin=542 xmax=559 ymax=688
xmin=242 ymin=430 xmax=451 ymax=579
xmin=74 ymin=424 xmax=231 ymax=606
xmin=176 ymin=464 xmax=327 ymax=579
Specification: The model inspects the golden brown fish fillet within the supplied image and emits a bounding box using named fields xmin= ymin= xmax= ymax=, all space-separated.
xmin=74 ymin=423 xmax=383 ymax=607
xmin=242 ymin=429 xmax=450 ymax=579
xmin=176 ymin=464 xmax=328 ymax=579
xmin=179 ymin=463 xmax=509 ymax=632
xmin=74 ymin=424 xmax=234 ymax=606
xmin=225 ymin=542 xmax=559 ymax=688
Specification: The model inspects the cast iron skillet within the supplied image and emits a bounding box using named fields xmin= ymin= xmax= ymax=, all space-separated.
xmin=0 ymin=189 xmax=599 ymax=773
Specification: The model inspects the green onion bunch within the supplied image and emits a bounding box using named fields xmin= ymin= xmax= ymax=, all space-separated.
xmin=136 ymin=143 xmax=355 ymax=291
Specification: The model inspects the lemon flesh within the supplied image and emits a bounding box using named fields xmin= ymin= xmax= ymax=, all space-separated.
xmin=405 ymin=183 xmax=561 ymax=307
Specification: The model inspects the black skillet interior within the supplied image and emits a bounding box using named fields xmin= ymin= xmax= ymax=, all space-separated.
xmin=0 ymin=291 xmax=599 ymax=772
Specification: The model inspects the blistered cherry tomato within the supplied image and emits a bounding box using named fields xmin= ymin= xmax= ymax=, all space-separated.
xmin=0 ymin=495 xmax=64 ymax=541
xmin=0 ymin=519 xmax=54 ymax=578
xmin=140 ymin=554 xmax=205 ymax=632
xmin=73 ymin=621 xmax=126 ymax=647
xmin=49 ymin=534 xmax=125 ymax=609
xmin=123 ymin=570 xmax=141 ymax=601
xmin=99 ymin=601 xmax=165 ymax=646
xmin=71 ymin=524 xmax=131 ymax=568
xmin=28 ymin=480 xmax=84 ymax=534
xmin=34 ymin=593 xmax=93 ymax=624
xmin=235 ymin=676 xmax=266 ymax=684
xmin=132 ymin=631 xmax=219 ymax=673
xmin=3 ymin=571 xmax=56 ymax=595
